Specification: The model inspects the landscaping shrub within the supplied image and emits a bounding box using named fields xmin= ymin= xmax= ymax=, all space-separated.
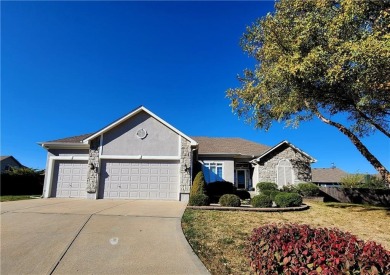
xmin=256 ymin=182 xmax=278 ymax=193
xmin=219 ymin=194 xmax=241 ymax=207
xmin=274 ymin=192 xmax=302 ymax=207
xmin=235 ymin=189 xmax=251 ymax=200
xmin=190 ymin=171 xmax=206 ymax=197
xmin=1 ymin=167 xmax=44 ymax=196
xmin=260 ymin=190 xmax=273 ymax=197
xmin=251 ymin=195 xmax=272 ymax=208
xmin=280 ymin=184 xmax=299 ymax=193
xmin=188 ymin=194 xmax=210 ymax=206
xmin=269 ymin=190 xmax=281 ymax=201
xmin=296 ymin=182 xmax=320 ymax=197
xmin=359 ymin=175 xmax=388 ymax=189
xmin=341 ymin=173 xmax=365 ymax=188
xmin=206 ymin=181 xmax=236 ymax=203
xmin=248 ymin=223 xmax=390 ymax=274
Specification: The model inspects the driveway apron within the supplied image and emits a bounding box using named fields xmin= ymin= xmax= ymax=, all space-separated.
xmin=1 ymin=199 xmax=209 ymax=275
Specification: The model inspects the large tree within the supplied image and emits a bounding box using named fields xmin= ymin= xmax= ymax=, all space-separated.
xmin=227 ymin=0 xmax=390 ymax=183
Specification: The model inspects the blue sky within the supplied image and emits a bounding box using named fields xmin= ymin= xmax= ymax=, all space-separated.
xmin=2 ymin=1 xmax=389 ymax=174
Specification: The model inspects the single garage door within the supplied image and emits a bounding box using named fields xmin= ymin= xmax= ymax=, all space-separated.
xmin=99 ymin=160 xmax=179 ymax=200
xmin=51 ymin=160 xmax=88 ymax=198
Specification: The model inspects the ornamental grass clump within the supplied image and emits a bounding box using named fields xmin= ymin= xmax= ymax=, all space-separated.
xmin=219 ymin=194 xmax=241 ymax=207
xmin=248 ymin=224 xmax=390 ymax=274
xmin=251 ymin=195 xmax=272 ymax=208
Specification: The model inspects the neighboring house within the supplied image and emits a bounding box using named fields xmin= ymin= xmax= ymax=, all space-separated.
xmin=312 ymin=167 xmax=349 ymax=186
xmin=39 ymin=106 xmax=316 ymax=201
xmin=0 ymin=156 xmax=24 ymax=173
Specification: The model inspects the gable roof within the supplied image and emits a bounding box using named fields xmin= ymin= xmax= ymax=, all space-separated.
xmin=253 ymin=140 xmax=316 ymax=163
xmin=312 ymin=167 xmax=349 ymax=183
xmin=192 ymin=137 xmax=270 ymax=157
xmin=39 ymin=106 xmax=198 ymax=149
xmin=83 ymin=106 xmax=197 ymax=146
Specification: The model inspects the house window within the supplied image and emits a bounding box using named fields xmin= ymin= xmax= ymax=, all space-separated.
xmin=277 ymin=159 xmax=294 ymax=187
xmin=202 ymin=162 xmax=223 ymax=183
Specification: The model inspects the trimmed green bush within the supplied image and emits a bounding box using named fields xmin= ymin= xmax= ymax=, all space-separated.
xmin=280 ymin=184 xmax=299 ymax=193
xmin=274 ymin=192 xmax=302 ymax=207
xmin=206 ymin=181 xmax=236 ymax=203
xmin=235 ymin=189 xmax=251 ymax=200
xmin=261 ymin=190 xmax=273 ymax=198
xmin=251 ymin=195 xmax=272 ymax=208
xmin=219 ymin=194 xmax=241 ymax=207
xmin=269 ymin=190 xmax=281 ymax=201
xmin=190 ymin=171 xmax=206 ymax=197
xmin=296 ymin=182 xmax=320 ymax=197
xmin=188 ymin=194 xmax=210 ymax=206
xmin=257 ymin=182 xmax=278 ymax=193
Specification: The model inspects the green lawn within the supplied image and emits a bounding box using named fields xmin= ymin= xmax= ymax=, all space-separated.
xmin=0 ymin=195 xmax=39 ymax=202
xmin=181 ymin=201 xmax=390 ymax=275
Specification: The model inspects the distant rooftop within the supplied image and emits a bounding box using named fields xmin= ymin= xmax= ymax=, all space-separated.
xmin=312 ymin=167 xmax=349 ymax=183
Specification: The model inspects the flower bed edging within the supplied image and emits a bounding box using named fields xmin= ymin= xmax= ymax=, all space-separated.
xmin=186 ymin=204 xmax=309 ymax=212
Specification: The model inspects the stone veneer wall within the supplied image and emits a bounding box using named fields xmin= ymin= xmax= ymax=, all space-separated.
xmin=86 ymin=137 xmax=100 ymax=193
xmin=179 ymin=137 xmax=192 ymax=195
xmin=258 ymin=146 xmax=312 ymax=184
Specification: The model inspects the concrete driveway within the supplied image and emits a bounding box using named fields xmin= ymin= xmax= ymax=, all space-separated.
xmin=1 ymin=199 xmax=209 ymax=275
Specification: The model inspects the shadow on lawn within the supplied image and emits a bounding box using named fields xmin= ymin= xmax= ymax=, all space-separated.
xmin=324 ymin=202 xmax=390 ymax=213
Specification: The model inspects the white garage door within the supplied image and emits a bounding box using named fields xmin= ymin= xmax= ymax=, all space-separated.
xmin=99 ymin=160 xmax=179 ymax=200
xmin=51 ymin=160 xmax=88 ymax=198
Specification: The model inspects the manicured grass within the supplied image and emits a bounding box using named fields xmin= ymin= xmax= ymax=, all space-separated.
xmin=181 ymin=201 xmax=390 ymax=275
xmin=0 ymin=195 xmax=39 ymax=202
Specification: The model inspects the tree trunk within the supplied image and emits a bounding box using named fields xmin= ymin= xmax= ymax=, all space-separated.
xmin=355 ymin=108 xmax=390 ymax=138
xmin=307 ymin=103 xmax=390 ymax=185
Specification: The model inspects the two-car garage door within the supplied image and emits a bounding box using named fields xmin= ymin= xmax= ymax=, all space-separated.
xmin=51 ymin=160 xmax=180 ymax=200
xmin=98 ymin=160 xmax=179 ymax=200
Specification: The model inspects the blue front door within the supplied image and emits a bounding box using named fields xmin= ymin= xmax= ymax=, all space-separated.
xmin=236 ymin=170 xmax=246 ymax=189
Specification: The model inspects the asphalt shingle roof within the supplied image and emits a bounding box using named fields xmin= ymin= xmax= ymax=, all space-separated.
xmin=312 ymin=168 xmax=349 ymax=183
xmin=191 ymin=136 xmax=270 ymax=156
xmin=47 ymin=133 xmax=94 ymax=143
xmin=44 ymin=134 xmax=271 ymax=157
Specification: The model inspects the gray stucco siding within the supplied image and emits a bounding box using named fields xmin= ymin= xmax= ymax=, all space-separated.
xmin=48 ymin=149 xmax=90 ymax=157
xmin=101 ymin=111 xmax=180 ymax=156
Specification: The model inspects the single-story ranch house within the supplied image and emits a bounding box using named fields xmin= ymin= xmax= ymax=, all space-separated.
xmin=39 ymin=106 xmax=316 ymax=201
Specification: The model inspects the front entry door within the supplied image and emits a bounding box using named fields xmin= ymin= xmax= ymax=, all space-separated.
xmin=236 ymin=170 xmax=246 ymax=189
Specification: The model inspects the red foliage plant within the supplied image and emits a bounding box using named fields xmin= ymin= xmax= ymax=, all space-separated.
xmin=247 ymin=223 xmax=390 ymax=275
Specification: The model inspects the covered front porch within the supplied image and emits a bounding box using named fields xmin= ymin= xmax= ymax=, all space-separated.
xmin=234 ymin=162 xmax=254 ymax=190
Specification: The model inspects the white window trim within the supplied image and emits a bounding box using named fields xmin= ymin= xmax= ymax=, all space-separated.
xmin=202 ymin=161 xmax=224 ymax=183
